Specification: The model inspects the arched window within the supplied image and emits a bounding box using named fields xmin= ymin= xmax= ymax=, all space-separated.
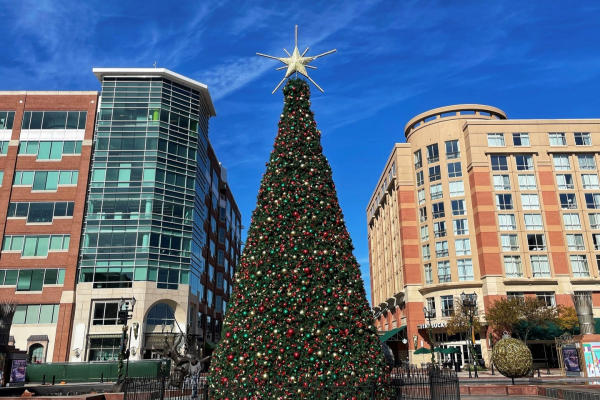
xmin=146 ymin=303 xmax=175 ymax=326
xmin=29 ymin=344 xmax=44 ymax=363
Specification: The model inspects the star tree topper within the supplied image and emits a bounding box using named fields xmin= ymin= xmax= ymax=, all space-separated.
xmin=257 ymin=25 xmax=336 ymax=94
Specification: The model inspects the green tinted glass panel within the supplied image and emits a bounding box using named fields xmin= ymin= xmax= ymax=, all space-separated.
xmin=18 ymin=142 xmax=26 ymax=153
xmin=21 ymin=171 xmax=34 ymax=185
xmin=4 ymin=270 xmax=17 ymax=285
xmin=32 ymin=171 xmax=47 ymax=190
xmin=75 ymin=141 xmax=82 ymax=153
xmin=38 ymin=142 xmax=51 ymax=159
xmin=13 ymin=306 xmax=26 ymax=324
xmin=39 ymin=304 xmax=54 ymax=323
xmin=23 ymin=237 xmax=37 ymax=256
xmin=143 ymin=169 xmax=155 ymax=181
xmin=11 ymin=236 xmax=23 ymax=251
xmin=58 ymin=269 xmax=65 ymax=284
xmin=0 ymin=270 xmax=5 ymax=284
xmin=36 ymin=236 xmax=49 ymax=256
xmin=25 ymin=305 xmax=40 ymax=324
xmin=26 ymin=142 xmax=38 ymax=154
xmin=46 ymin=171 xmax=59 ymax=189
xmin=49 ymin=236 xmax=63 ymax=250
xmin=0 ymin=171 xmax=4 ymax=186
xmin=66 ymin=112 xmax=78 ymax=129
xmin=2 ymin=237 xmax=10 ymax=250
xmin=49 ymin=142 xmax=62 ymax=159
xmin=31 ymin=269 xmax=44 ymax=291
xmin=92 ymin=169 xmax=106 ymax=182
xmin=134 ymin=267 xmax=147 ymax=281
xmin=62 ymin=141 xmax=75 ymax=154
xmin=16 ymin=270 xmax=32 ymax=291
xmin=44 ymin=269 xmax=58 ymax=284
xmin=62 ymin=236 xmax=70 ymax=250
xmin=52 ymin=305 xmax=60 ymax=323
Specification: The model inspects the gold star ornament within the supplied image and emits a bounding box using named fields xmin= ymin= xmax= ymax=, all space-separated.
xmin=257 ymin=25 xmax=336 ymax=94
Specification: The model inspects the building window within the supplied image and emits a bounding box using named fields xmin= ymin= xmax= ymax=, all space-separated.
xmin=453 ymin=219 xmax=469 ymax=235
xmin=433 ymin=221 xmax=446 ymax=238
xmin=437 ymin=261 xmax=451 ymax=282
xmin=445 ymin=140 xmax=460 ymax=159
xmin=12 ymin=304 xmax=59 ymax=324
xmin=451 ymin=199 xmax=466 ymax=215
xmin=2 ymin=234 xmax=70 ymax=257
xmin=435 ymin=241 xmax=449 ymax=258
xmin=586 ymin=193 xmax=600 ymax=209
xmin=515 ymin=154 xmax=534 ymax=171
xmin=582 ymin=174 xmax=600 ymax=189
xmin=537 ymin=292 xmax=556 ymax=307
xmin=527 ymin=234 xmax=546 ymax=251
xmin=88 ymin=337 xmax=120 ymax=362
xmin=7 ymin=201 xmax=74 ymax=223
xmin=498 ymin=214 xmax=517 ymax=230
xmin=570 ymin=255 xmax=590 ymax=277
xmin=496 ymin=194 xmax=513 ymax=210
xmin=504 ymin=255 xmax=523 ymax=278
xmin=491 ymin=155 xmax=508 ymax=171
xmin=424 ymin=264 xmax=433 ymax=285
xmin=441 ymin=295 xmax=454 ymax=317
xmin=557 ymin=174 xmax=574 ymax=190
xmin=0 ymin=111 xmax=15 ymax=130
xmin=575 ymin=132 xmax=592 ymax=146
xmin=447 ymin=162 xmax=462 ymax=178
xmin=501 ymin=234 xmax=519 ymax=251
xmin=549 ymin=132 xmax=567 ymax=146
xmin=578 ymin=154 xmax=597 ymax=170
xmin=563 ymin=213 xmax=582 ymax=230
xmin=567 ymin=234 xmax=586 ymax=251
xmin=524 ymin=214 xmax=543 ymax=230
xmin=420 ymin=225 xmax=429 ymax=241
xmin=419 ymin=206 xmax=427 ymax=222
xmin=432 ymin=202 xmax=445 ymax=219
xmin=430 ymin=183 xmax=443 ymax=200
xmin=426 ymin=144 xmax=439 ymax=163
xmin=457 ymin=259 xmax=474 ymax=281
xmin=22 ymin=111 xmax=87 ymax=130
xmin=92 ymin=302 xmax=119 ymax=325
xmin=416 ymin=171 xmax=424 ymax=186
xmin=449 ymin=181 xmax=464 ymax=197
xmin=429 ymin=165 xmax=441 ymax=182
xmin=507 ymin=292 xmax=524 ymax=299
xmin=553 ymin=154 xmax=571 ymax=171
xmin=418 ymin=189 xmax=425 ymax=205
xmin=146 ymin=303 xmax=175 ymax=326
xmin=18 ymin=141 xmax=82 ymax=160
xmin=455 ymin=238 xmax=471 ymax=255
xmin=422 ymin=244 xmax=430 ymax=261
xmin=493 ymin=175 xmax=511 ymax=191
xmin=414 ymin=150 xmax=423 ymax=169
xmin=426 ymin=297 xmax=436 ymax=316
xmin=560 ymin=193 xmax=577 ymax=209
xmin=513 ymin=133 xmax=530 ymax=146
xmin=521 ymin=194 xmax=540 ymax=210
xmin=593 ymin=234 xmax=600 ymax=250
xmin=531 ymin=255 xmax=551 ymax=277
xmin=518 ymin=174 xmax=536 ymax=190
xmin=487 ymin=133 xmax=505 ymax=147
xmin=13 ymin=170 xmax=79 ymax=190
xmin=589 ymin=213 xmax=600 ymax=229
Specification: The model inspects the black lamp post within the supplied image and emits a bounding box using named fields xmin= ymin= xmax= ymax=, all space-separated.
xmin=423 ymin=305 xmax=436 ymax=366
xmin=117 ymin=297 xmax=136 ymax=382
xmin=460 ymin=292 xmax=478 ymax=378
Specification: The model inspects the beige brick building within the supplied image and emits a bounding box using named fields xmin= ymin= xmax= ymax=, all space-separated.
xmin=367 ymin=104 xmax=600 ymax=367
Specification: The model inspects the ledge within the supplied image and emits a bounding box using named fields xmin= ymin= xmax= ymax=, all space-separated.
xmin=503 ymin=278 xmax=558 ymax=286
xmin=418 ymin=281 xmax=482 ymax=296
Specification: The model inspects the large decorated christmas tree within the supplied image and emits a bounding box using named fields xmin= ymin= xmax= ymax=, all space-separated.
xmin=208 ymin=29 xmax=387 ymax=399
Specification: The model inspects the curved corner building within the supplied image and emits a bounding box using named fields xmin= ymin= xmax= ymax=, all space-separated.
xmin=367 ymin=104 xmax=600 ymax=367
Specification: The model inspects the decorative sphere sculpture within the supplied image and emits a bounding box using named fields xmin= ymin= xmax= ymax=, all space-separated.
xmin=492 ymin=337 xmax=532 ymax=380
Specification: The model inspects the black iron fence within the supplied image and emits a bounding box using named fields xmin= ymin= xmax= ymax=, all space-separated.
xmin=123 ymin=367 xmax=460 ymax=400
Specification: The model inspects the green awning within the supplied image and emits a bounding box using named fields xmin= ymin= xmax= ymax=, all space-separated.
xmin=378 ymin=326 xmax=406 ymax=342
xmin=414 ymin=347 xmax=432 ymax=355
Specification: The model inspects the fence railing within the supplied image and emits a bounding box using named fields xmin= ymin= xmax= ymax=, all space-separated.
xmin=123 ymin=367 xmax=460 ymax=400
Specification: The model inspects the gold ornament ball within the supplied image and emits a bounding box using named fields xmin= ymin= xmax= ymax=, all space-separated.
xmin=492 ymin=337 xmax=533 ymax=379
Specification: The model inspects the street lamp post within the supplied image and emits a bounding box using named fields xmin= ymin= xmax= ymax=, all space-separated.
xmin=423 ymin=305 xmax=436 ymax=366
xmin=117 ymin=297 xmax=136 ymax=383
xmin=460 ymin=292 xmax=478 ymax=378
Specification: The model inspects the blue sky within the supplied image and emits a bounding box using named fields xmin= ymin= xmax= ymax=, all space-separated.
xmin=2 ymin=1 xmax=600 ymax=303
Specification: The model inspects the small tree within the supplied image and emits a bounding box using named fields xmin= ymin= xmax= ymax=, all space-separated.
xmin=486 ymin=297 xmax=558 ymax=344
xmin=446 ymin=298 xmax=482 ymax=336
xmin=556 ymin=305 xmax=579 ymax=333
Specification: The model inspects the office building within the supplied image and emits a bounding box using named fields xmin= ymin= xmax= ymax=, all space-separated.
xmin=0 ymin=91 xmax=98 ymax=362
xmin=367 ymin=104 xmax=600 ymax=366
xmin=68 ymin=68 xmax=241 ymax=362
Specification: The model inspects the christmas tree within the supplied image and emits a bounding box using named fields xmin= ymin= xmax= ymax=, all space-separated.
xmin=208 ymin=79 xmax=387 ymax=399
